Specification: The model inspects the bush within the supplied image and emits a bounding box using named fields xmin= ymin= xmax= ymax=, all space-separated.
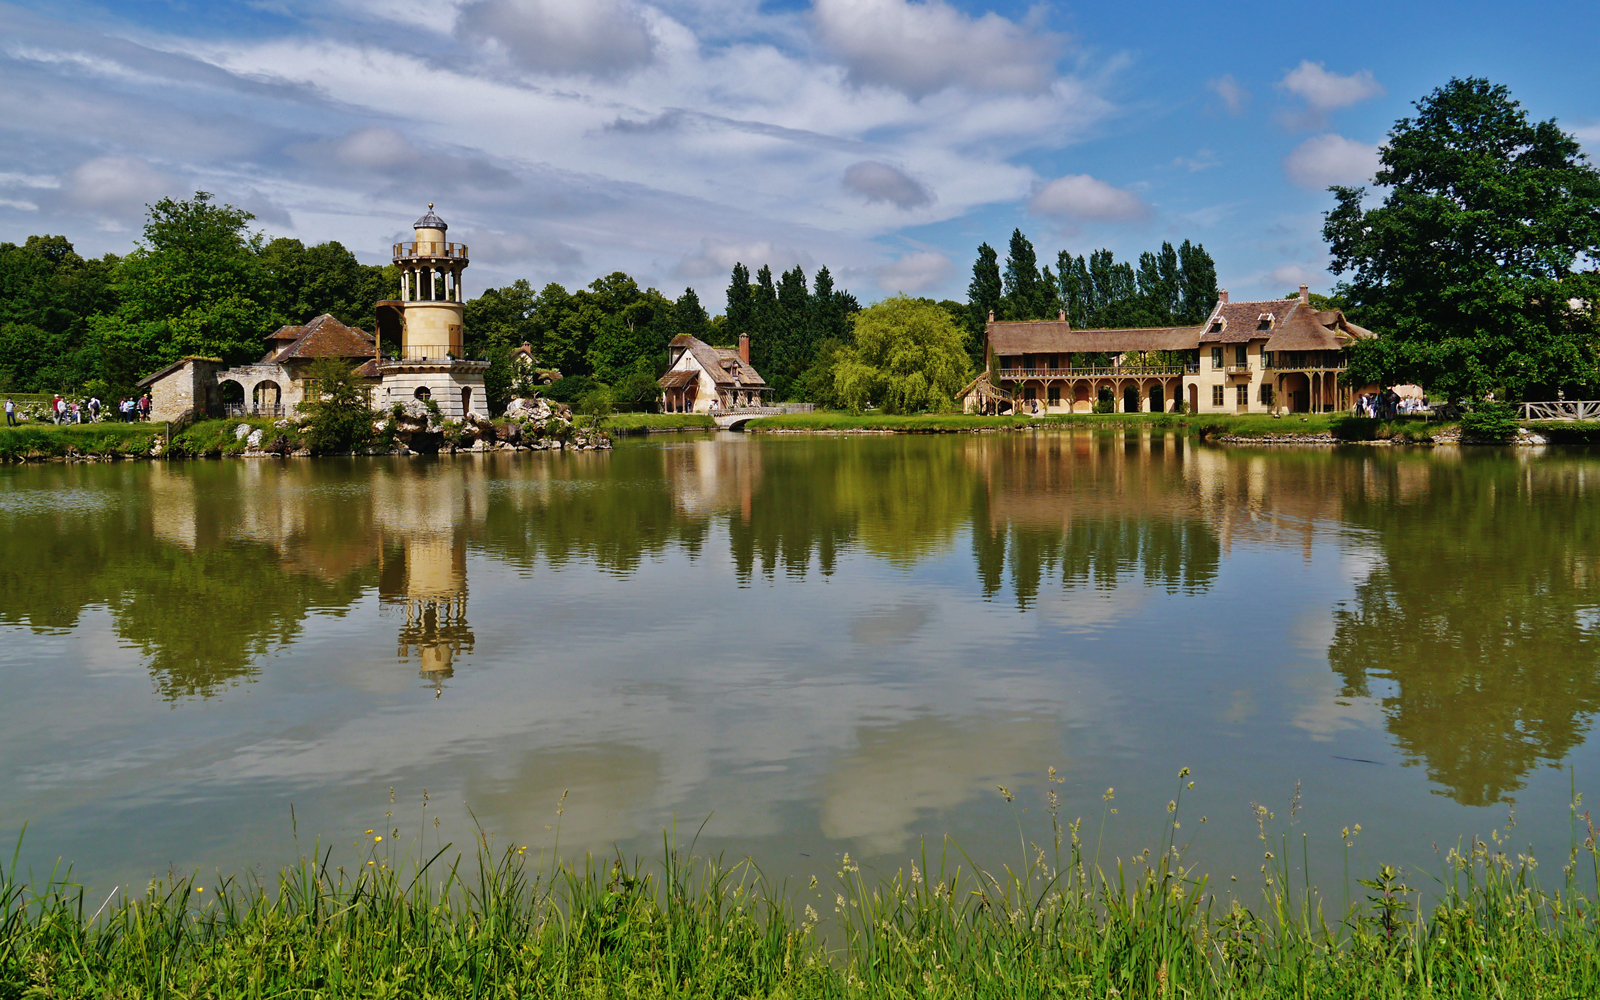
xmin=1092 ymin=398 xmax=1115 ymax=414
xmin=576 ymin=386 xmax=615 ymax=422
xmin=299 ymin=358 xmax=376 ymax=453
xmin=612 ymin=370 xmax=661 ymax=408
xmin=1462 ymin=402 xmax=1519 ymax=440
xmin=542 ymin=374 xmax=599 ymax=404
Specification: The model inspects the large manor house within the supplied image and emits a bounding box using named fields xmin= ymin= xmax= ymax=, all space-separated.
xmin=963 ymin=286 xmax=1376 ymax=415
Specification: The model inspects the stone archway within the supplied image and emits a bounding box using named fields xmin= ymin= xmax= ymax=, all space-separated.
xmin=218 ymin=379 xmax=244 ymax=417
xmin=252 ymin=380 xmax=282 ymax=416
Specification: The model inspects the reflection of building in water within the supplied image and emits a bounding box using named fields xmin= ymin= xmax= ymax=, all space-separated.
xmin=380 ymin=530 xmax=473 ymax=689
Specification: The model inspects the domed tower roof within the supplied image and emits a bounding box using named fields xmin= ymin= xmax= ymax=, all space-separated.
xmin=413 ymin=204 xmax=447 ymax=231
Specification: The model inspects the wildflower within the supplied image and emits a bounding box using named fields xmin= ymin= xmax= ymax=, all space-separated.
xmin=374 ymin=835 xmax=382 ymax=842
xmin=365 ymin=829 xmax=374 ymax=835
xmin=194 ymin=887 xmax=203 ymax=893
xmin=808 ymin=875 xmax=817 ymax=889
xmin=997 ymin=785 xmax=1013 ymax=803
xmin=1168 ymin=800 xmax=1177 ymax=813
xmin=911 ymin=864 xmax=923 ymax=885
xmin=1103 ymin=788 xmax=1114 ymax=802
xmin=804 ymin=904 xmax=818 ymax=922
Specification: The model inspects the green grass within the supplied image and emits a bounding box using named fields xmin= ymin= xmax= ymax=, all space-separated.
xmin=1527 ymin=420 xmax=1600 ymax=444
xmin=168 ymin=417 xmax=306 ymax=457
xmin=0 ymin=422 xmax=168 ymax=461
xmin=606 ymin=412 xmax=717 ymax=434
xmin=5 ymin=789 xmax=1600 ymax=998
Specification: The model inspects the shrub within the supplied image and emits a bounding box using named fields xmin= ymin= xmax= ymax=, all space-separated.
xmin=299 ymin=358 xmax=377 ymax=453
xmin=576 ymin=386 xmax=615 ymax=422
xmin=1461 ymin=402 xmax=1519 ymax=440
xmin=612 ymin=370 xmax=661 ymax=408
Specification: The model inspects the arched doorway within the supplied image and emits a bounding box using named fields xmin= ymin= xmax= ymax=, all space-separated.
xmin=252 ymin=380 xmax=281 ymax=417
xmin=1149 ymin=384 xmax=1164 ymax=413
xmin=218 ymin=379 xmax=244 ymax=417
xmin=1122 ymin=385 xmax=1139 ymax=413
xmin=1187 ymin=383 xmax=1198 ymax=413
xmin=461 ymin=386 xmax=473 ymax=416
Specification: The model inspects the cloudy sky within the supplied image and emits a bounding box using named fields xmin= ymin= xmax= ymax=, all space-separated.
xmin=2 ymin=0 xmax=1596 ymax=309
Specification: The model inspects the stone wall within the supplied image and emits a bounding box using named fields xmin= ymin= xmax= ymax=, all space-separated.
xmin=148 ymin=359 xmax=223 ymax=423
xmin=376 ymin=361 xmax=489 ymax=421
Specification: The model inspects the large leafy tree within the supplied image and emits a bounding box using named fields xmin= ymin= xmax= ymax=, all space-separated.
xmin=0 ymin=235 xmax=118 ymax=391
xmin=260 ymin=237 xmax=391 ymax=330
xmin=93 ymin=193 xmax=279 ymax=387
xmin=1325 ymin=77 xmax=1600 ymax=401
xmin=833 ymin=295 xmax=971 ymax=413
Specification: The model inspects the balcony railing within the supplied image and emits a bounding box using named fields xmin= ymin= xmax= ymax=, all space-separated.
xmin=1225 ymin=364 xmax=1251 ymax=375
xmin=378 ymin=349 xmax=489 ymax=363
xmin=998 ymin=365 xmax=1187 ymax=379
xmin=1264 ymin=357 xmax=1348 ymax=371
xmin=393 ymin=241 xmax=470 ymax=260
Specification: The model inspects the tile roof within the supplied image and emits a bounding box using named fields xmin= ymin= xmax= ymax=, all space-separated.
xmin=673 ymin=337 xmax=769 ymax=387
xmin=658 ymin=369 xmax=697 ymax=388
xmin=261 ymin=315 xmax=377 ymax=364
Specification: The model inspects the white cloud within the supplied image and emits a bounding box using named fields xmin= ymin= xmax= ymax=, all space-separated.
xmin=876 ymin=250 xmax=952 ymax=293
xmin=675 ymin=238 xmax=815 ymax=280
xmin=456 ymin=0 xmax=655 ymax=77
xmin=58 ymin=156 xmax=178 ymax=219
xmin=1279 ymin=61 xmax=1383 ymax=128
xmin=842 ymin=161 xmax=932 ymax=209
xmin=1283 ymin=134 xmax=1379 ymax=190
xmin=1028 ymin=174 xmax=1146 ymax=221
xmin=1209 ymin=74 xmax=1248 ymax=115
xmin=1269 ymin=263 xmax=1320 ymax=289
xmin=812 ymin=0 xmax=1062 ymax=98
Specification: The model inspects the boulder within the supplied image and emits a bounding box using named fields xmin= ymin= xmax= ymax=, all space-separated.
xmin=234 ymin=423 xmax=252 ymax=441
xmin=246 ymin=429 xmax=264 ymax=449
xmin=493 ymin=421 xmax=522 ymax=445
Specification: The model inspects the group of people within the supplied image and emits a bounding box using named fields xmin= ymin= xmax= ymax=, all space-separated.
xmin=1355 ymin=388 xmax=1428 ymax=419
xmin=2 ymin=394 xmax=151 ymax=426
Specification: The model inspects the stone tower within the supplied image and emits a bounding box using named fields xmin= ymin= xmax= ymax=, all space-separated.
xmin=376 ymin=205 xmax=489 ymax=419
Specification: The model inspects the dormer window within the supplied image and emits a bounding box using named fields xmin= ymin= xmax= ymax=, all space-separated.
xmin=1209 ymin=320 xmax=1224 ymax=333
xmin=1257 ymin=313 xmax=1274 ymax=331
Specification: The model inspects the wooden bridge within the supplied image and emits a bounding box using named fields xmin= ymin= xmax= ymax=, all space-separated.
xmin=712 ymin=404 xmax=815 ymax=430
xmin=1520 ymin=400 xmax=1600 ymax=421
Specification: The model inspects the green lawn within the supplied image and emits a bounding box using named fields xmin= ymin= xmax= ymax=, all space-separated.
xmin=744 ymin=409 xmax=1456 ymax=441
xmin=0 ymin=421 xmax=168 ymax=461
xmin=606 ymin=412 xmax=716 ymax=434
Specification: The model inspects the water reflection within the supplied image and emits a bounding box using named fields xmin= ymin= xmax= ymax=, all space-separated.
xmin=2 ymin=438 xmax=1599 ymax=818
xmin=1327 ymin=451 xmax=1600 ymax=806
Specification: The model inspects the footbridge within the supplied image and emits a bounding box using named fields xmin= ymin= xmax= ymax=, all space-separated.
xmin=712 ymin=404 xmax=814 ymax=430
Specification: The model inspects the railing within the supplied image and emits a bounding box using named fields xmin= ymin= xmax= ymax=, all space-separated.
xmin=1225 ymin=364 xmax=1251 ymax=375
xmin=225 ymin=403 xmax=283 ymax=418
xmin=393 ymin=241 xmax=469 ymax=260
xmin=379 ymin=350 xmax=487 ymax=363
xmin=998 ymin=366 xmax=1186 ymax=379
xmin=1265 ymin=358 xmax=1348 ymax=371
xmin=1521 ymin=400 xmax=1600 ymax=421
xmin=719 ymin=403 xmax=815 ymax=415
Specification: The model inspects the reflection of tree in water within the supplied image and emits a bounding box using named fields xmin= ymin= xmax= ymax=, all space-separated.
xmin=1329 ymin=453 xmax=1600 ymax=806
xmin=0 ymin=463 xmax=374 ymax=699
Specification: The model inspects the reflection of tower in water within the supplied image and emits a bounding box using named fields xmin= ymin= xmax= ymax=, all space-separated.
xmin=379 ymin=530 xmax=474 ymax=692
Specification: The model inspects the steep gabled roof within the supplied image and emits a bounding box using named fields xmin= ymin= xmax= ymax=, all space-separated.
xmin=1197 ymin=298 xmax=1377 ymax=351
xmin=263 ymin=314 xmax=377 ymax=363
xmin=671 ymin=336 xmax=769 ymax=387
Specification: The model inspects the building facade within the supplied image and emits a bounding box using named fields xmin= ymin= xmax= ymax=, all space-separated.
xmin=964 ymin=286 xmax=1376 ymax=415
xmin=658 ymin=333 xmax=773 ymax=413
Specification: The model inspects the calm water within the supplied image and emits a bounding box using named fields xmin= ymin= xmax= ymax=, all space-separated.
xmin=1 ymin=433 xmax=1598 ymax=894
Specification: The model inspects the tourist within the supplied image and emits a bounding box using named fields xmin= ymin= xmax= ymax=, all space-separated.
xmin=3 ymin=397 xmax=13 ymax=427
xmin=88 ymin=396 xmax=100 ymax=422
xmin=139 ymin=394 xmax=152 ymax=421
xmin=69 ymin=400 xmax=81 ymax=424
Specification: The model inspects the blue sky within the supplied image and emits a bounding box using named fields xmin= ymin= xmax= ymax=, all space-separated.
xmin=1 ymin=0 xmax=1596 ymax=310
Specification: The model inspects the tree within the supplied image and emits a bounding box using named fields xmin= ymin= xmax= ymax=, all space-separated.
xmin=260 ymin=238 xmax=385 ymax=329
xmin=1324 ymin=77 xmax=1600 ymax=401
xmin=299 ymin=357 xmax=375 ymax=453
xmin=833 ymin=295 xmax=971 ymax=413
xmin=1001 ymin=229 xmax=1046 ymax=319
xmin=0 ymin=235 xmax=117 ymax=391
xmin=671 ymin=287 xmax=712 ymax=341
xmin=725 ymin=263 xmax=754 ymax=347
xmin=967 ymin=242 xmax=1002 ymax=327
xmin=583 ymin=273 xmax=673 ymax=384
xmin=94 ymin=193 xmax=277 ymax=387
xmin=1176 ymin=240 xmax=1217 ymax=324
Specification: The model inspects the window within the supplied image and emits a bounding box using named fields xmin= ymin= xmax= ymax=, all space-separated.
xmin=1211 ymin=347 xmax=1224 ymax=370
xmin=302 ymin=379 xmax=319 ymax=399
xmin=1262 ymin=351 xmax=1274 ymax=368
xmin=1047 ymin=386 xmax=1061 ymax=405
xmin=1212 ymin=385 xmax=1224 ymax=407
xmin=1235 ymin=345 xmax=1248 ymax=367
xmin=1260 ymin=384 xmax=1274 ymax=406
xmin=1236 ymin=384 xmax=1249 ymax=406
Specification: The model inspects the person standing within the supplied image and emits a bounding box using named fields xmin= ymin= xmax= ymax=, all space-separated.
xmin=3 ymin=397 xmax=14 ymax=427
xmin=139 ymin=394 xmax=151 ymax=421
xmin=88 ymin=396 xmax=100 ymax=422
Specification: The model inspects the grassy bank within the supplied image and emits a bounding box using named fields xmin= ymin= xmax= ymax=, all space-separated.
xmin=1527 ymin=420 xmax=1600 ymax=444
xmin=744 ymin=410 xmax=1460 ymax=443
xmin=606 ymin=412 xmax=717 ymax=434
xmin=0 ymin=422 xmax=168 ymax=461
xmin=5 ymin=793 xmax=1600 ymax=998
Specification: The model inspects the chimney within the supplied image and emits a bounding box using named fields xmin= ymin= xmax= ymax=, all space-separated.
xmin=1218 ymin=289 xmax=1229 ymax=305
xmin=1298 ymin=283 xmax=1310 ymax=306
xmin=988 ymin=310 xmax=995 ymax=323
xmin=738 ymin=332 xmax=750 ymax=365
xmin=1058 ymin=309 xmax=1066 ymax=322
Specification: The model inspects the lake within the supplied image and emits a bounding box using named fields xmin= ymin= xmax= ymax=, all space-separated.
xmin=1 ymin=432 xmax=1597 ymax=896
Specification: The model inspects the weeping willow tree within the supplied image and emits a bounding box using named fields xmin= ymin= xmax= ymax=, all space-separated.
xmin=833 ymin=296 xmax=972 ymax=413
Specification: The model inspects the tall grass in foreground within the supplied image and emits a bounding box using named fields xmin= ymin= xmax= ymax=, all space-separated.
xmin=4 ymin=777 xmax=1600 ymax=998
